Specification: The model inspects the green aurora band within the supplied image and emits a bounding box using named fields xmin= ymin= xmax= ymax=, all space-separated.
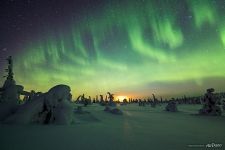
xmin=5 ymin=0 xmax=225 ymax=99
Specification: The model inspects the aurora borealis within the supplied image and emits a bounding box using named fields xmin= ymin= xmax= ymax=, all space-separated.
xmin=1 ymin=0 xmax=225 ymax=99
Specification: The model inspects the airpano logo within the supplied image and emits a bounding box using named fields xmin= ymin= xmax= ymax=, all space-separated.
xmin=205 ymin=142 xmax=222 ymax=148
xmin=188 ymin=142 xmax=223 ymax=148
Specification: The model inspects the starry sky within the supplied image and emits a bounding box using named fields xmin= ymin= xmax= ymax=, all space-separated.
xmin=0 ymin=0 xmax=225 ymax=99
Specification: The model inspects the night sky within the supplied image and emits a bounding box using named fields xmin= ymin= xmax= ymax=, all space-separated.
xmin=0 ymin=0 xmax=225 ymax=99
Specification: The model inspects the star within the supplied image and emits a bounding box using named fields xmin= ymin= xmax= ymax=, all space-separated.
xmin=188 ymin=15 xmax=193 ymax=19
xmin=2 ymin=48 xmax=7 ymax=52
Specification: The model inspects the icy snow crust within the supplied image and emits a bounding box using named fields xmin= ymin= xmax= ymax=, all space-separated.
xmin=0 ymin=104 xmax=225 ymax=150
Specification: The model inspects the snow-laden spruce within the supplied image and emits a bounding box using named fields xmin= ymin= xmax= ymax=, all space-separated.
xmin=3 ymin=84 xmax=74 ymax=125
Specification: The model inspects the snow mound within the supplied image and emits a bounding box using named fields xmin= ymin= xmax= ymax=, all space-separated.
xmin=2 ymin=84 xmax=75 ymax=125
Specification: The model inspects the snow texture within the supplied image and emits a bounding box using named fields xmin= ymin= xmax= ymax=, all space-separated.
xmin=0 ymin=104 xmax=224 ymax=150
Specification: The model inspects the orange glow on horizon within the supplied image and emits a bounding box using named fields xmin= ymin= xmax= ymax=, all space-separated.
xmin=115 ymin=95 xmax=128 ymax=102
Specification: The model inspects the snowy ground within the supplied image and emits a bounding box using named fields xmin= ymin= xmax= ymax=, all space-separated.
xmin=0 ymin=103 xmax=225 ymax=150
